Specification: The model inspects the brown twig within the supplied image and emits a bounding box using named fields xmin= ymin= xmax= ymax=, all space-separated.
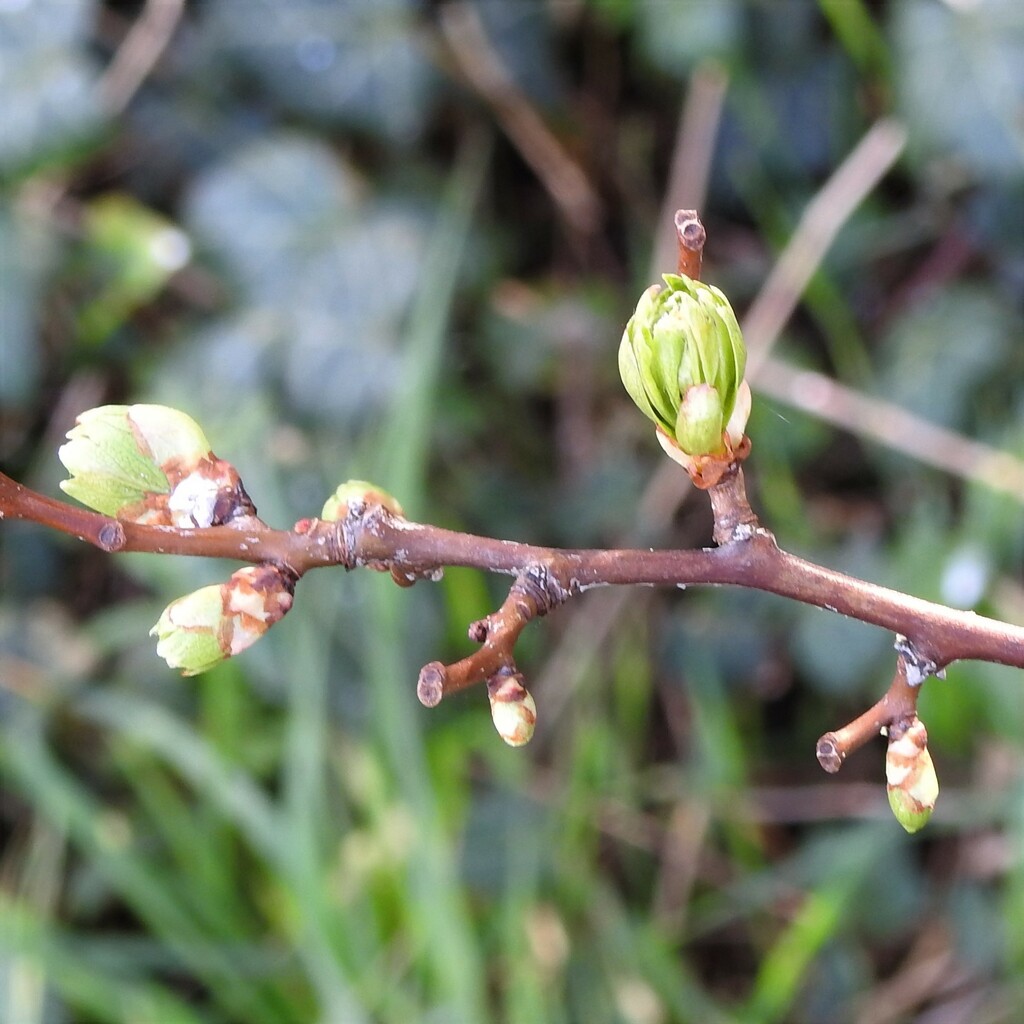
xmin=7 ymin=468 xmax=1019 ymax=675
xmin=4 ymin=436 xmax=1024 ymax=770
xmin=417 ymin=565 xmax=573 ymax=706
xmin=815 ymin=655 xmax=922 ymax=773
xmin=674 ymin=209 xmax=706 ymax=280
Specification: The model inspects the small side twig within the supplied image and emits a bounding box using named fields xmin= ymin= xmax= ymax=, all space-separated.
xmin=816 ymin=654 xmax=922 ymax=773
xmin=417 ymin=565 xmax=574 ymax=706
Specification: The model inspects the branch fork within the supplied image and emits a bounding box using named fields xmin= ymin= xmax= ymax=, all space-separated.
xmin=416 ymin=563 xmax=574 ymax=709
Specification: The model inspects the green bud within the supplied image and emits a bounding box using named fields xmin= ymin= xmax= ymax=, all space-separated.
xmin=885 ymin=718 xmax=939 ymax=833
xmin=321 ymin=480 xmax=404 ymax=522
xmin=150 ymin=565 xmax=294 ymax=676
xmin=150 ymin=584 xmax=227 ymax=676
xmin=59 ymin=404 xmax=252 ymax=527
xmin=618 ymin=274 xmax=749 ymax=459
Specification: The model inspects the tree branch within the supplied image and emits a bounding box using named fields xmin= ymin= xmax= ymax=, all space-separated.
xmin=4 ymin=466 xmax=1021 ymax=677
xmin=3 ymin=209 xmax=1021 ymax=778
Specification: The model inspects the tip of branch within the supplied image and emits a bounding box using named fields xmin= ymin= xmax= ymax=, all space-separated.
xmin=674 ymin=210 xmax=705 ymax=279
xmin=417 ymin=662 xmax=446 ymax=707
xmin=816 ymin=733 xmax=845 ymax=774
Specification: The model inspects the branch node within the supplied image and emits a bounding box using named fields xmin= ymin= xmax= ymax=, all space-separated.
xmin=814 ymin=653 xmax=924 ymax=773
xmin=97 ymin=521 xmax=126 ymax=552
xmin=330 ymin=519 xmax=356 ymax=571
xmin=893 ymin=634 xmax=944 ymax=686
xmin=515 ymin=563 xmax=575 ymax=615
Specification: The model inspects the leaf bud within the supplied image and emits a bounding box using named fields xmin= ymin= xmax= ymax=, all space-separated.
xmin=619 ymin=274 xmax=750 ymax=470
xmin=321 ymin=480 xmax=405 ymax=522
xmin=486 ymin=671 xmax=537 ymax=747
xmin=59 ymin=404 xmax=254 ymax=526
xmin=885 ymin=717 xmax=939 ymax=833
xmin=150 ymin=564 xmax=295 ymax=676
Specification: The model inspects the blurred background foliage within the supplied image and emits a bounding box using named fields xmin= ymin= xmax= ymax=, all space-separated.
xmin=1 ymin=0 xmax=1023 ymax=1021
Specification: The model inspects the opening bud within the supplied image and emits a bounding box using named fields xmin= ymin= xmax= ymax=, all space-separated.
xmin=59 ymin=404 xmax=254 ymax=526
xmin=150 ymin=564 xmax=295 ymax=676
xmin=619 ymin=274 xmax=750 ymax=475
xmin=486 ymin=671 xmax=537 ymax=747
xmin=885 ymin=717 xmax=939 ymax=833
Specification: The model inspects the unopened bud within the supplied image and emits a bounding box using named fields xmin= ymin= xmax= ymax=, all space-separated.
xmin=59 ymin=404 xmax=253 ymax=526
xmin=150 ymin=564 xmax=294 ymax=676
xmin=321 ymin=480 xmax=404 ymax=522
xmin=885 ymin=717 xmax=939 ymax=833
xmin=487 ymin=672 xmax=536 ymax=747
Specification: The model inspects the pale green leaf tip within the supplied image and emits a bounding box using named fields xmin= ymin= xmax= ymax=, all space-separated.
xmin=887 ymin=789 xmax=933 ymax=833
xmin=674 ymin=384 xmax=725 ymax=456
xmin=151 ymin=585 xmax=228 ymax=676
xmin=322 ymin=480 xmax=404 ymax=522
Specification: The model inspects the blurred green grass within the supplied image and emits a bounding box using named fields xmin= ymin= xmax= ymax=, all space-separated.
xmin=2 ymin=1 xmax=1024 ymax=1022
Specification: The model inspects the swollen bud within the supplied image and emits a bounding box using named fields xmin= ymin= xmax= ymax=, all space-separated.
xmin=59 ymin=404 xmax=254 ymax=526
xmin=150 ymin=564 xmax=295 ymax=676
xmin=487 ymin=672 xmax=537 ymax=747
xmin=885 ymin=717 xmax=939 ymax=833
xmin=321 ymin=480 xmax=404 ymax=522
xmin=618 ymin=274 xmax=750 ymax=481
